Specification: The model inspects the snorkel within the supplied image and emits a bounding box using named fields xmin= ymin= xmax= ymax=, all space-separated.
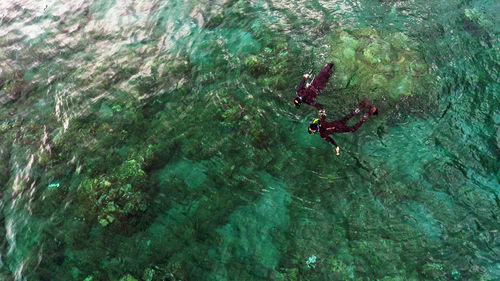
xmin=308 ymin=118 xmax=320 ymax=134
xmin=294 ymin=97 xmax=303 ymax=107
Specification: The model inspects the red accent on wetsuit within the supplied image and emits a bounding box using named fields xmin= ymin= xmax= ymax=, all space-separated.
xmin=296 ymin=62 xmax=335 ymax=110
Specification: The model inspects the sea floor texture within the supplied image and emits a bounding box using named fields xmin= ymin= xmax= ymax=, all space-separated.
xmin=0 ymin=0 xmax=499 ymax=280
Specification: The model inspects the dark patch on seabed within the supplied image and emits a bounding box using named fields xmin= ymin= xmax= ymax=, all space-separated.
xmin=0 ymin=0 xmax=499 ymax=280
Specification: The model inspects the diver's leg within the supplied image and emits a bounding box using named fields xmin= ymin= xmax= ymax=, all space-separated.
xmin=340 ymin=110 xmax=357 ymax=123
xmin=359 ymin=99 xmax=378 ymax=115
xmin=358 ymin=99 xmax=372 ymax=110
xmin=340 ymin=100 xmax=367 ymax=123
xmin=346 ymin=118 xmax=366 ymax=132
xmin=311 ymin=62 xmax=335 ymax=91
xmin=342 ymin=100 xmax=377 ymax=132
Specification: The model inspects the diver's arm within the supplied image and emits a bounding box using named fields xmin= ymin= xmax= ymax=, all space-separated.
xmin=310 ymin=100 xmax=323 ymax=111
xmin=298 ymin=75 xmax=308 ymax=90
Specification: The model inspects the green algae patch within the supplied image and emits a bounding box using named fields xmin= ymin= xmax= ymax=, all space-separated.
xmin=327 ymin=28 xmax=432 ymax=99
xmin=77 ymin=159 xmax=148 ymax=227
xmin=327 ymin=257 xmax=355 ymax=279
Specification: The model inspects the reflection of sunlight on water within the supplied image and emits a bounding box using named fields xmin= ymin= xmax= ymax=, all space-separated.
xmin=0 ymin=0 xmax=56 ymax=10
xmin=0 ymin=1 xmax=56 ymax=39
xmin=11 ymin=154 xmax=35 ymax=192
xmin=17 ymin=22 xmax=49 ymax=40
xmin=4 ymin=147 xmax=38 ymax=279
xmin=0 ymin=0 xmax=186 ymax=128
xmin=54 ymin=88 xmax=72 ymax=131
xmin=6 ymin=208 xmax=37 ymax=281
xmin=83 ymin=0 xmax=156 ymax=37
xmin=5 ymin=217 xmax=26 ymax=281
xmin=269 ymin=0 xmax=356 ymax=25
xmin=0 ymin=0 xmax=497 ymax=279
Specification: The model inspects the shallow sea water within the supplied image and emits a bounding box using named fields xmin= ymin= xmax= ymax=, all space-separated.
xmin=0 ymin=0 xmax=498 ymax=280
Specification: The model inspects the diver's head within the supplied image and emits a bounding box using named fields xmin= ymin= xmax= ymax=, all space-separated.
xmin=308 ymin=121 xmax=320 ymax=134
xmin=293 ymin=97 xmax=302 ymax=107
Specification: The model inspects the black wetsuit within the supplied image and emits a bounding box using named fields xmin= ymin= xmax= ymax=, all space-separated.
xmin=317 ymin=100 xmax=375 ymax=147
xmin=296 ymin=62 xmax=335 ymax=110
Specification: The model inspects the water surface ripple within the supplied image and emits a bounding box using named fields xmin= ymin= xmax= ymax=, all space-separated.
xmin=0 ymin=0 xmax=498 ymax=280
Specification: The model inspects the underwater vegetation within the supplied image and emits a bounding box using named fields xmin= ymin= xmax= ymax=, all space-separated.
xmin=0 ymin=0 xmax=498 ymax=280
xmin=326 ymin=27 xmax=432 ymax=99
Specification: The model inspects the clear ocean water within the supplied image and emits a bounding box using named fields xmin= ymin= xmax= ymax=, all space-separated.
xmin=0 ymin=0 xmax=498 ymax=280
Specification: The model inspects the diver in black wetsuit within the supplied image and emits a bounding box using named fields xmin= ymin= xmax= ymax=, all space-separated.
xmin=308 ymin=99 xmax=378 ymax=155
xmin=293 ymin=62 xmax=335 ymax=112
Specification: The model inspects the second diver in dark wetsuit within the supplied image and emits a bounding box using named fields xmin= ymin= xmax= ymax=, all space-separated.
xmin=293 ymin=62 xmax=335 ymax=111
xmin=308 ymin=99 xmax=378 ymax=155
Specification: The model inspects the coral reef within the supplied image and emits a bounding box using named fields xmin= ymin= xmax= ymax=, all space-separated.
xmin=0 ymin=1 xmax=497 ymax=281
xmin=326 ymin=28 xmax=432 ymax=99
xmin=77 ymin=159 xmax=148 ymax=227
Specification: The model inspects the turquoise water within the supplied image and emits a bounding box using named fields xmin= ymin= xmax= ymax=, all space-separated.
xmin=0 ymin=0 xmax=498 ymax=280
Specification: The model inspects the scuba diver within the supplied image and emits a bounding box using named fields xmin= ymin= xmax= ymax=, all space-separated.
xmin=308 ymin=99 xmax=377 ymax=155
xmin=293 ymin=62 xmax=335 ymax=111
